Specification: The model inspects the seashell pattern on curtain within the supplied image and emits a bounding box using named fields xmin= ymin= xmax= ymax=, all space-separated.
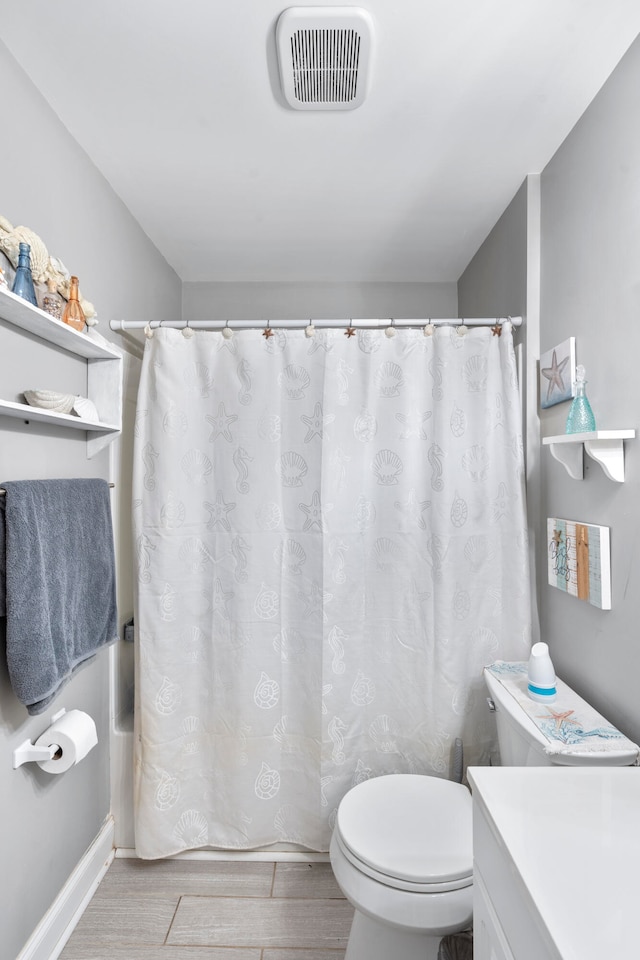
xmin=132 ymin=325 xmax=531 ymax=858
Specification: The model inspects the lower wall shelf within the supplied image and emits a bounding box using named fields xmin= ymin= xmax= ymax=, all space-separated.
xmin=0 ymin=399 xmax=121 ymax=459
xmin=542 ymin=430 xmax=635 ymax=482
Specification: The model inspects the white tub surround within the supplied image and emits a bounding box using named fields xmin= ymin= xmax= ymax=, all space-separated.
xmin=468 ymin=766 xmax=640 ymax=959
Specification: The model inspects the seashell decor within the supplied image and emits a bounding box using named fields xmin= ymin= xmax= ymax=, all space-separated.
xmin=0 ymin=215 xmax=97 ymax=322
xmin=278 ymin=363 xmax=311 ymax=400
xmin=23 ymin=390 xmax=100 ymax=421
xmin=23 ymin=389 xmax=75 ymax=414
xmin=372 ymin=448 xmax=403 ymax=485
xmin=72 ymin=396 xmax=99 ymax=422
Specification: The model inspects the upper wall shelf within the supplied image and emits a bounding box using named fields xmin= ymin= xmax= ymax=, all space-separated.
xmin=0 ymin=287 xmax=122 ymax=458
xmin=543 ymin=430 xmax=635 ymax=482
xmin=0 ymin=287 xmax=120 ymax=359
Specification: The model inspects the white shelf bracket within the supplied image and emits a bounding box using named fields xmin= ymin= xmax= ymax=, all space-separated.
xmin=543 ymin=431 xmax=635 ymax=482
xmin=548 ymin=441 xmax=584 ymax=480
xmin=583 ymin=438 xmax=625 ymax=482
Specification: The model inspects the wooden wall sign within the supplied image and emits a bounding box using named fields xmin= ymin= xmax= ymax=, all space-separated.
xmin=547 ymin=518 xmax=611 ymax=609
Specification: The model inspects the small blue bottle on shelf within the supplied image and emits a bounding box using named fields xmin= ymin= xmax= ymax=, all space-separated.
xmin=11 ymin=242 xmax=38 ymax=307
xmin=565 ymin=364 xmax=596 ymax=434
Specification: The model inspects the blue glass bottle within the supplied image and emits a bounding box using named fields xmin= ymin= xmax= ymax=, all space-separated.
xmin=565 ymin=365 xmax=596 ymax=434
xmin=11 ymin=242 xmax=38 ymax=306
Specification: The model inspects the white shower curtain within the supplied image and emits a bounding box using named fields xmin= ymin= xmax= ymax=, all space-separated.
xmin=132 ymin=323 xmax=531 ymax=858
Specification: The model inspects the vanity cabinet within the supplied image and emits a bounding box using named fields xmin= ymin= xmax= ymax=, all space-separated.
xmin=468 ymin=766 xmax=640 ymax=960
xmin=473 ymin=871 xmax=515 ymax=960
xmin=0 ymin=287 xmax=122 ymax=458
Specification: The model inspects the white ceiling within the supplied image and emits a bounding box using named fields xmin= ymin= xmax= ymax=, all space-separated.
xmin=2 ymin=1 xmax=640 ymax=283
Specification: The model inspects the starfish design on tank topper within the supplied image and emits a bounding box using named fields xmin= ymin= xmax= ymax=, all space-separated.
xmin=539 ymin=707 xmax=580 ymax=734
xmin=206 ymin=402 xmax=238 ymax=442
xmin=541 ymin=349 xmax=569 ymax=403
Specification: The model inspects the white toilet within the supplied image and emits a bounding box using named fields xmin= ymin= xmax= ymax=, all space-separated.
xmin=329 ymin=661 xmax=639 ymax=960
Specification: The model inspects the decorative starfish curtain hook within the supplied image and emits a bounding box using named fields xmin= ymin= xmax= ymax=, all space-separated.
xmin=344 ymin=320 xmax=356 ymax=338
xmin=263 ymin=320 xmax=274 ymax=339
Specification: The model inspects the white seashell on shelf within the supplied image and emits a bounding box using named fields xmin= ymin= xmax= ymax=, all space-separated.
xmin=23 ymin=389 xmax=75 ymax=414
xmin=72 ymin=396 xmax=99 ymax=422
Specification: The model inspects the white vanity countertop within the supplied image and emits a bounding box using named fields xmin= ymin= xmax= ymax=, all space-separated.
xmin=468 ymin=766 xmax=640 ymax=959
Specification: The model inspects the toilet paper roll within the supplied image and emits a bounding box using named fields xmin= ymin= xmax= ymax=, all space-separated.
xmin=34 ymin=710 xmax=98 ymax=774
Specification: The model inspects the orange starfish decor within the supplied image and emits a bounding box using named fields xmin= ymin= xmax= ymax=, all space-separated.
xmin=540 ymin=707 xmax=580 ymax=733
xmin=491 ymin=324 xmax=502 ymax=337
xmin=262 ymin=324 xmax=274 ymax=339
xmin=344 ymin=326 xmax=356 ymax=338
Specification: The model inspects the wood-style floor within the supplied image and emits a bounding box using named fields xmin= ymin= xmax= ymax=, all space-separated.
xmin=59 ymin=858 xmax=352 ymax=959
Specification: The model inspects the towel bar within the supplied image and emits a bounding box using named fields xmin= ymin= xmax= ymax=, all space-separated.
xmin=0 ymin=482 xmax=115 ymax=496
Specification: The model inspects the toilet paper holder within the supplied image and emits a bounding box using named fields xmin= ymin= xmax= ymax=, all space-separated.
xmin=12 ymin=708 xmax=67 ymax=769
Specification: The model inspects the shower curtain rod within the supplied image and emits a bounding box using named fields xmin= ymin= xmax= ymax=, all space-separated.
xmin=110 ymin=316 xmax=522 ymax=332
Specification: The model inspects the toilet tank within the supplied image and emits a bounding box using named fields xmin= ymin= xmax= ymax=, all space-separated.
xmin=484 ymin=664 xmax=639 ymax=767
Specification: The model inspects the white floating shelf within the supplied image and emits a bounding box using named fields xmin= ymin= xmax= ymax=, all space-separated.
xmin=0 ymin=287 xmax=119 ymax=359
xmin=543 ymin=430 xmax=635 ymax=482
xmin=0 ymin=399 xmax=119 ymax=432
xmin=0 ymin=288 xmax=122 ymax=457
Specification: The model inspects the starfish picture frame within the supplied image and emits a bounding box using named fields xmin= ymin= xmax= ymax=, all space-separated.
xmin=539 ymin=336 xmax=576 ymax=409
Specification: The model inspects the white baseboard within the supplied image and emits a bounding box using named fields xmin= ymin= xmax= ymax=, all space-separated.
xmin=17 ymin=816 xmax=115 ymax=960
xmin=115 ymin=846 xmax=329 ymax=863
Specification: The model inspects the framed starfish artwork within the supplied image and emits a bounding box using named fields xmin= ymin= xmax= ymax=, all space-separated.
xmin=547 ymin=517 xmax=611 ymax=609
xmin=539 ymin=337 xmax=576 ymax=408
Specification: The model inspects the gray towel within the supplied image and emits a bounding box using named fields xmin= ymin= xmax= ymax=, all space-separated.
xmin=0 ymin=479 xmax=118 ymax=715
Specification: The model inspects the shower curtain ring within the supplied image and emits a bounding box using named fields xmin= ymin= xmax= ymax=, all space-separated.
xmin=144 ymin=322 xmax=154 ymax=339
xmin=222 ymin=320 xmax=234 ymax=340
xmin=457 ymin=318 xmax=468 ymax=337
xmin=423 ymin=320 xmax=435 ymax=337
xmin=385 ymin=318 xmax=397 ymax=338
xmin=263 ymin=319 xmax=274 ymax=339
xmin=344 ymin=320 xmax=356 ymax=338
xmin=182 ymin=319 xmax=194 ymax=339
xmin=305 ymin=319 xmax=316 ymax=338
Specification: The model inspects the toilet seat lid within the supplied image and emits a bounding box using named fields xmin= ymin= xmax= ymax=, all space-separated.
xmin=335 ymin=774 xmax=473 ymax=886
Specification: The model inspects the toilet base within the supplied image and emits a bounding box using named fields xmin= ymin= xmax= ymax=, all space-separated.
xmin=345 ymin=909 xmax=442 ymax=960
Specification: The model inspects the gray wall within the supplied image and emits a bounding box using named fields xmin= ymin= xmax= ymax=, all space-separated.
xmin=0 ymin=42 xmax=180 ymax=960
xmin=538 ymin=34 xmax=640 ymax=744
xmin=458 ymin=183 xmax=528 ymax=322
xmin=458 ymin=34 xmax=640 ymax=748
xmin=458 ymin=177 xmax=542 ymax=637
xmin=183 ymin=280 xmax=457 ymax=321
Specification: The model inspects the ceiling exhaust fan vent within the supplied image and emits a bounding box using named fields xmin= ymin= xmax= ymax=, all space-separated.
xmin=276 ymin=7 xmax=373 ymax=111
